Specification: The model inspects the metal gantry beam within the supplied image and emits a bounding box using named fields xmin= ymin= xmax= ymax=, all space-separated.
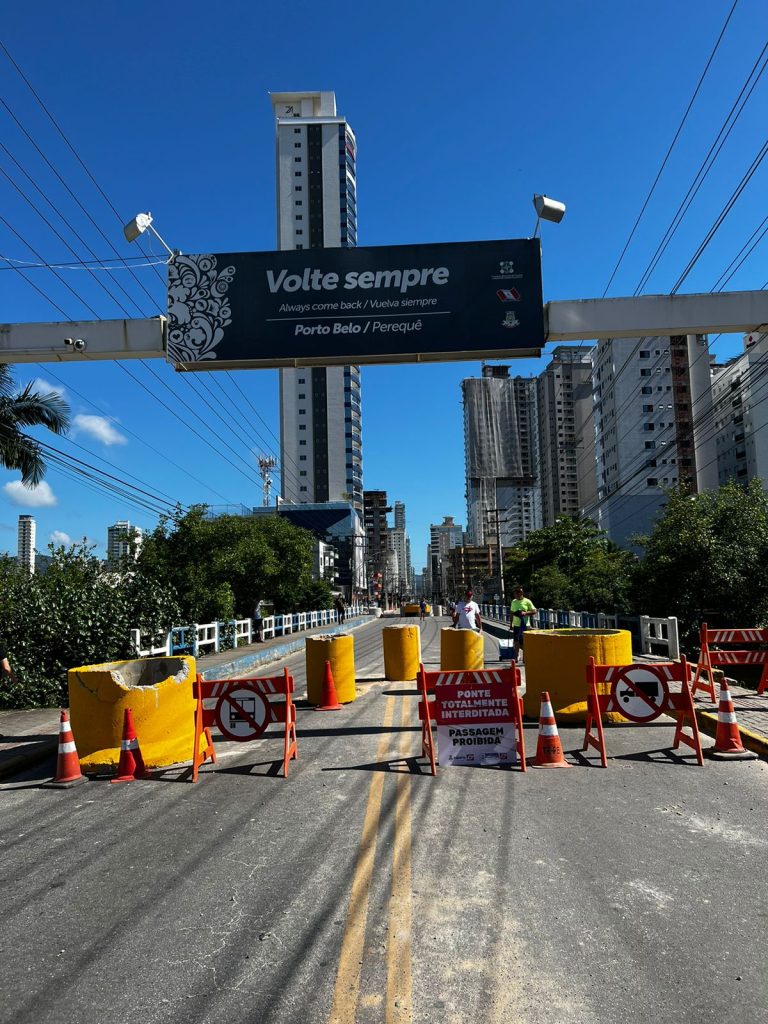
xmin=1 ymin=289 xmax=767 ymax=366
xmin=545 ymin=290 xmax=768 ymax=342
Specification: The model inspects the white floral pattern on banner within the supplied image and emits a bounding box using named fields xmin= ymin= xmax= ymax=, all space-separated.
xmin=167 ymin=254 xmax=236 ymax=363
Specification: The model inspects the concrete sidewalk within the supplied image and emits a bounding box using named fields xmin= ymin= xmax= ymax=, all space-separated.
xmin=0 ymin=614 xmax=374 ymax=780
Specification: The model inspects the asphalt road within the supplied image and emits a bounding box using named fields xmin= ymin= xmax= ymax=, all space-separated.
xmin=1 ymin=616 xmax=767 ymax=1024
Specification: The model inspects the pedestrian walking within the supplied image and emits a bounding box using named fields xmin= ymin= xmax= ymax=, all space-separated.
xmin=335 ymin=594 xmax=346 ymax=623
xmin=0 ymin=643 xmax=19 ymax=739
xmin=419 ymin=597 xmax=427 ymax=621
xmin=253 ymin=599 xmax=265 ymax=642
xmin=509 ymin=585 xmax=536 ymax=663
xmin=453 ymin=590 xmax=482 ymax=632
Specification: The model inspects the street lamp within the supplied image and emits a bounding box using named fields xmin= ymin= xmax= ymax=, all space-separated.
xmin=123 ymin=211 xmax=179 ymax=262
xmin=532 ymin=194 xmax=566 ymax=237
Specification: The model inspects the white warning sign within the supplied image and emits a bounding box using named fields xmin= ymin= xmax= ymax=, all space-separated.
xmin=437 ymin=723 xmax=520 ymax=767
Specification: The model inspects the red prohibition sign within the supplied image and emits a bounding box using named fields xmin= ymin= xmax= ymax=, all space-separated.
xmin=215 ymin=685 xmax=270 ymax=741
xmin=609 ymin=666 xmax=670 ymax=723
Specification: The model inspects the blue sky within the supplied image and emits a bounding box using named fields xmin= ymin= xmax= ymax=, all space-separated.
xmin=1 ymin=0 xmax=766 ymax=566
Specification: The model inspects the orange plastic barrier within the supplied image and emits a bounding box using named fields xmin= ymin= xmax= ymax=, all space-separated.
xmin=192 ymin=669 xmax=297 ymax=781
xmin=693 ymin=623 xmax=768 ymax=701
xmin=417 ymin=664 xmax=526 ymax=774
xmin=583 ymin=657 xmax=703 ymax=767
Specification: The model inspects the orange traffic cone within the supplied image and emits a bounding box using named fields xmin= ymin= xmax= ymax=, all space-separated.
xmin=315 ymin=659 xmax=343 ymax=711
xmin=45 ymin=710 xmax=87 ymax=788
xmin=111 ymin=708 xmax=152 ymax=782
xmin=706 ymin=678 xmax=757 ymax=761
xmin=532 ymin=692 xmax=572 ymax=768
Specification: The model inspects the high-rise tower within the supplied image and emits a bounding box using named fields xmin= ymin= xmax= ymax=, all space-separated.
xmin=17 ymin=514 xmax=35 ymax=573
xmin=271 ymin=91 xmax=363 ymax=513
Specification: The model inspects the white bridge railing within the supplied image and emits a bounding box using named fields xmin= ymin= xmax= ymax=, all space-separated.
xmin=130 ymin=604 xmax=366 ymax=659
xmin=479 ymin=605 xmax=679 ymax=661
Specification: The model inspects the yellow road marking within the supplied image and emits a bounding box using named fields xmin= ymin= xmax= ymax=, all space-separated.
xmin=328 ymin=696 xmax=396 ymax=1024
xmin=386 ymin=698 xmax=414 ymax=1024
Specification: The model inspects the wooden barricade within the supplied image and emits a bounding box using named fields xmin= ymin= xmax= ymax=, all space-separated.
xmin=192 ymin=668 xmax=297 ymax=781
xmin=583 ymin=657 xmax=703 ymax=767
xmin=693 ymin=623 xmax=768 ymax=701
xmin=417 ymin=664 xmax=526 ymax=774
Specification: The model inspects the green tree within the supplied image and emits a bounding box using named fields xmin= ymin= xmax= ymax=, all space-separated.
xmin=0 ymin=366 xmax=70 ymax=484
xmin=0 ymin=542 xmax=181 ymax=709
xmin=506 ymin=514 xmax=636 ymax=612
xmin=137 ymin=505 xmax=332 ymax=622
xmin=634 ymin=481 xmax=768 ymax=647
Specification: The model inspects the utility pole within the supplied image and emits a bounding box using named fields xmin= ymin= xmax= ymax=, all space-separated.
xmin=486 ymin=508 xmax=506 ymax=607
xmin=258 ymin=455 xmax=278 ymax=507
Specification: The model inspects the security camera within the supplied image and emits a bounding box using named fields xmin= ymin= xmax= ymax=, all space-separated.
xmin=73 ymin=339 xmax=87 ymax=352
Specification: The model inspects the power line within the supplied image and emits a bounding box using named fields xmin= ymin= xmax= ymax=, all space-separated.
xmin=601 ymin=0 xmax=740 ymax=296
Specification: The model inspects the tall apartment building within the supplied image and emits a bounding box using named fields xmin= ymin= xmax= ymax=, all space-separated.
xmin=107 ymin=520 xmax=142 ymax=564
xmin=389 ymin=501 xmax=412 ymax=593
xmin=712 ymin=332 xmax=768 ymax=486
xmin=537 ymin=345 xmax=598 ymax=525
xmin=462 ymin=365 xmax=542 ymax=547
xmin=17 ymin=514 xmax=35 ymax=573
xmin=589 ymin=335 xmax=718 ymax=547
xmin=271 ymin=91 xmax=363 ymax=514
xmin=363 ymin=490 xmax=391 ymax=573
xmin=429 ymin=516 xmax=464 ymax=599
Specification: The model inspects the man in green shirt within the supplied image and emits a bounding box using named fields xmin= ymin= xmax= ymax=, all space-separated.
xmin=509 ymin=586 xmax=536 ymax=664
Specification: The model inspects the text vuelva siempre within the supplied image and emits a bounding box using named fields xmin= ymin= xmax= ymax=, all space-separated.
xmin=266 ymin=266 xmax=450 ymax=295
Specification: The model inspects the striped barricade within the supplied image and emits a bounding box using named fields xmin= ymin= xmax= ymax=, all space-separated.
xmin=693 ymin=623 xmax=768 ymax=701
xmin=192 ymin=668 xmax=298 ymax=781
xmin=417 ymin=664 xmax=526 ymax=774
xmin=583 ymin=658 xmax=703 ymax=767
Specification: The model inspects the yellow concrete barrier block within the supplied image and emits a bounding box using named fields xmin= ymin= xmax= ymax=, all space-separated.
xmin=306 ymin=634 xmax=356 ymax=704
xmin=67 ymin=656 xmax=197 ymax=770
xmin=440 ymin=627 xmax=484 ymax=671
xmin=523 ymin=628 xmax=633 ymax=723
xmin=383 ymin=625 xmax=422 ymax=681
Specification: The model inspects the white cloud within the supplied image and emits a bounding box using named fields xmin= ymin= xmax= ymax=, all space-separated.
xmin=50 ymin=530 xmax=72 ymax=546
xmin=3 ymin=479 xmax=58 ymax=507
xmin=72 ymin=414 xmax=127 ymax=446
xmin=30 ymin=377 xmax=66 ymax=400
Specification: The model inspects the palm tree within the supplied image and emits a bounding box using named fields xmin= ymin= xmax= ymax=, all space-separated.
xmin=0 ymin=365 xmax=70 ymax=485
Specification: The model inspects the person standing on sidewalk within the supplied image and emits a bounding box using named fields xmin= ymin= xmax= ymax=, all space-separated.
xmin=253 ymin=600 xmax=265 ymax=643
xmin=0 ymin=644 xmax=19 ymax=738
xmin=419 ymin=597 xmax=427 ymax=622
xmin=509 ymin=585 xmax=536 ymax=663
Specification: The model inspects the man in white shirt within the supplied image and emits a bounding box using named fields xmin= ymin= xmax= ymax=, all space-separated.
xmin=453 ymin=589 xmax=482 ymax=632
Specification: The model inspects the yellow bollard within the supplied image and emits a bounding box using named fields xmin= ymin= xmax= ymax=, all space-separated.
xmin=67 ymin=656 xmax=197 ymax=771
xmin=306 ymin=634 xmax=356 ymax=704
xmin=440 ymin=627 xmax=484 ymax=671
xmin=523 ymin=628 xmax=633 ymax=723
xmin=382 ymin=625 xmax=422 ymax=681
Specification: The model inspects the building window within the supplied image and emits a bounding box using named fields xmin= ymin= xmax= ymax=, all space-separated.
xmin=298 ymin=377 xmax=305 ymax=383
xmin=296 ymin=244 xmax=303 ymax=249
xmin=643 ymin=423 xmax=655 ymax=431
xmin=295 ymin=171 xmax=302 ymax=177
xmin=294 ymin=142 xmax=301 ymax=148
xmin=641 ymin=386 xmax=652 ymax=395
xmin=296 ymin=214 xmax=303 ymax=221
xmin=640 ymin=369 xmax=651 ymax=377
xmin=639 ymin=351 xmax=650 ymax=359
xmin=295 ymin=185 xmax=303 ymax=191
xmin=295 ymin=200 xmax=303 ymax=206
xmin=644 ymin=441 xmax=655 ymax=449
xmin=294 ymin=128 xmax=301 ymax=134
xmin=296 ymin=229 xmax=303 ymax=235
xmin=646 ymin=478 xmax=659 ymax=487
xmin=298 ymin=408 xmax=306 ymax=414
xmin=299 ymin=425 xmax=306 ymax=431
xmin=300 ymin=471 xmax=307 ymax=477
xmin=299 ymin=455 xmax=307 ymax=461
xmin=643 ymin=404 xmax=653 ymax=412
xmin=299 ymin=440 xmax=306 ymax=446
xmin=295 ymin=156 xmax=302 ymax=163
xmin=300 ymin=486 xmax=308 ymax=492
xmin=298 ymin=393 xmax=305 ymax=399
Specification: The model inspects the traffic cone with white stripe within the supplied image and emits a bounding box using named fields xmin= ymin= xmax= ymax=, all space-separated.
xmin=111 ymin=708 xmax=152 ymax=782
xmin=532 ymin=692 xmax=572 ymax=768
xmin=315 ymin=660 xmax=343 ymax=711
xmin=706 ymin=677 xmax=757 ymax=761
xmin=45 ymin=710 xmax=87 ymax=787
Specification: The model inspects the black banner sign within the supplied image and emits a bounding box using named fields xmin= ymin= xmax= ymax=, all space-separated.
xmin=166 ymin=238 xmax=544 ymax=369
